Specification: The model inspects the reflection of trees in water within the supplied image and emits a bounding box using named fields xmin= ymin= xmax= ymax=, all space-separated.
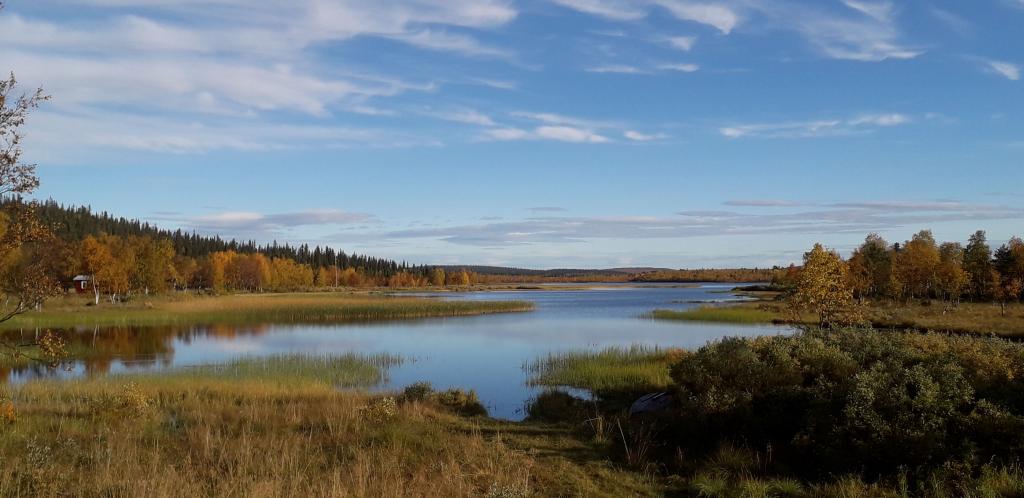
xmin=1 ymin=324 xmax=273 ymax=380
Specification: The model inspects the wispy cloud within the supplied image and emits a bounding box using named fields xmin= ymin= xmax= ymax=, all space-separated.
xmin=485 ymin=126 xmax=609 ymax=143
xmin=536 ymin=126 xmax=609 ymax=143
xmin=985 ymin=60 xmax=1021 ymax=81
xmin=665 ymin=35 xmax=697 ymax=51
xmin=552 ymin=0 xmax=647 ymax=21
xmin=551 ymin=0 xmax=739 ymax=33
xmin=785 ymin=1 xmax=922 ymax=61
xmin=152 ymin=209 xmax=376 ymax=239
xmin=24 ymin=108 xmax=439 ymax=155
xmin=418 ymin=107 xmax=496 ymax=126
xmin=720 ymin=113 xmax=912 ymax=139
xmin=928 ymin=8 xmax=971 ymax=36
xmin=0 ymin=0 xmax=518 ymax=155
xmin=586 ymin=64 xmax=650 ymax=74
xmin=624 ymin=130 xmax=668 ymax=141
xmin=653 ymin=0 xmax=739 ymax=34
xmin=368 ymin=199 xmax=1024 ymax=246
xmin=656 ymin=63 xmax=700 ymax=72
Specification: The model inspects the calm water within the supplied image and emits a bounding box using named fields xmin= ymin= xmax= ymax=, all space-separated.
xmin=4 ymin=283 xmax=790 ymax=420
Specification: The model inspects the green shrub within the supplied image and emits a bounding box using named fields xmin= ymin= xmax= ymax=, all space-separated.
xmin=525 ymin=390 xmax=587 ymax=422
xmin=434 ymin=388 xmax=488 ymax=417
xmin=663 ymin=328 xmax=1024 ymax=485
xmin=400 ymin=381 xmax=434 ymax=402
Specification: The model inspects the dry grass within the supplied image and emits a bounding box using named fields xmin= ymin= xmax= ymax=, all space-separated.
xmin=0 ymin=292 xmax=533 ymax=330
xmin=655 ymin=298 xmax=1024 ymax=336
xmin=0 ymin=374 xmax=662 ymax=498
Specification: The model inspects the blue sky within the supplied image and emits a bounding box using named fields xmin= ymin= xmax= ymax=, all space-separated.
xmin=2 ymin=0 xmax=1022 ymax=268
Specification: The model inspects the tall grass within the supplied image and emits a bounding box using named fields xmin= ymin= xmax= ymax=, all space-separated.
xmin=1 ymin=292 xmax=534 ymax=329
xmin=0 ymin=370 xmax=662 ymax=497
xmin=166 ymin=353 xmax=404 ymax=388
xmin=525 ymin=345 xmax=682 ymax=391
xmin=651 ymin=306 xmax=778 ymax=324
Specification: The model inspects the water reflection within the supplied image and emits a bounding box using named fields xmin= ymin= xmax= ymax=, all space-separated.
xmin=2 ymin=284 xmax=792 ymax=420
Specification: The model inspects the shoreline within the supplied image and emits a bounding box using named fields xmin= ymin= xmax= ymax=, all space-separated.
xmin=0 ymin=292 xmax=534 ymax=330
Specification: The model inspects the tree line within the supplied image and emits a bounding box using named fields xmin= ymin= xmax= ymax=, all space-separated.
xmin=780 ymin=230 xmax=1024 ymax=327
xmin=4 ymin=198 xmax=419 ymax=276
xmin=0 ymin=200 xmax=497 ymax=302
xmin=46 ymin=233 xmax=489 ymax=302
xmin=631 ymin=268 xmax=776 ymax=283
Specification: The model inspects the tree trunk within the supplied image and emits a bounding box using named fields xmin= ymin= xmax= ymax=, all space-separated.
xmin=92 ymin=275 xmax=100 ymax=305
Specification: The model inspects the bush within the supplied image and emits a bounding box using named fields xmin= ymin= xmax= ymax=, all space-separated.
xmin=400 ymin=382 xmax=434 ymax=403
xmin=663 ymin=328 xmax=1024 ymax=485
xmin=434 ymin=388 xmax=488 ymax=417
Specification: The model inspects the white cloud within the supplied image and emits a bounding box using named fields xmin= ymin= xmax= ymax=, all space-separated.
xmin=22 ymin=108 xmax=438 ymax=156
xmin=485 ymin=128 xmax=531 ymax=141
xmin=484 ymin=125 xmax=609 ymax=143
xmin=387 ymin=29 xmax=511 ymax=58
xmin=781 ymin=5 xmax=921 ymax=61
xmin=550 ymin=0 xmax=738 ymax=33
xmin=657 ymin=63 xmax=700 ymax=72
xmin=666 ymin=35 xmax=697 ymax=51
xmin=987 ymin=60 xmax=1021 ymax=81
xmin=552 ymin=0 xmax=646 ymax=21
xmin=848 ymin=113 xmax=912 ymax=126
xmin=421 ymin=108 xmax=495 ymax=126
xmin=510 ymin=111 xmax=614 ymax=129
xmin=842 ymin=0 xmax=893 ymax=23
xmin=536 ymin=126 xmax=610 ymax=143
xmin=167 ymin=209 xmax=375 ymax=238
xmin=374 ymin=200 xmax=1024 ymax=246
xmin=553 ymin=0 xmax=919 ymax=62
xmin=653 ymin=0 xmax=739 ymax=34
xmin=0 ymin=0 xmax=518 ymax=155
xmin=586 ymin=64 xmax=649 ymax=74
xmin=720 ymin=113 xmax=912 ymax=139
xmin=624 ymin=130 xmax=667 ymax=141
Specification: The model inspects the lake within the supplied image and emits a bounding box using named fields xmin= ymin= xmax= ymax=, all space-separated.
xmin=3 ymin=283 xmax=791 ymax=420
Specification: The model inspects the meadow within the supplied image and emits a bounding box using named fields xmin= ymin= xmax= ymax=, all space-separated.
xmin=0 ymin=292 xmax=533 ymax=330
xmin=0 ymin=355 xmax=662 ymax=498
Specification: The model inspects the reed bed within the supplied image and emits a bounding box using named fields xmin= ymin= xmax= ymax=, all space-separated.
xmin=525 ymin=345 xmax=682 ymax=392
xmin=650 ymin=305 xmax=778 ymax=324
xmin=1 ymin=293 xmax=533 ymax=329
xmin=167 ymin=353 xmax=404 ymax=388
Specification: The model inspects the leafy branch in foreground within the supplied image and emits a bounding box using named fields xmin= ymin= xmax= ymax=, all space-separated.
xmin=0 ymin=42 xmax=65 ymax=365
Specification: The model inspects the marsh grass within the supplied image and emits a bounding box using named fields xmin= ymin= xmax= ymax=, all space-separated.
xmin=168 ymin=353 xmax=404 ymax=388
xmin=0 ymin=368 xmax=664 ymax=497
xmin=654 ymin=299 xmax=1024 ymax=336
xmin=650 ymin=306 xmax=779 ymax=324
xmin=1 ymin=292 xmax=533 ymax=329
xmin=525 ymin=345 xmax=682 ymax=392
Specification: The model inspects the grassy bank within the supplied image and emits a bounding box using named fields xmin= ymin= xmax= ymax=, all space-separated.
xmin=0 ymin=292 xmax=533 ymax=330
xmin=0 ymin=360 xmax=662 ymax=497
xmin=654 ymin=297 xmax=1024 ymax=336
